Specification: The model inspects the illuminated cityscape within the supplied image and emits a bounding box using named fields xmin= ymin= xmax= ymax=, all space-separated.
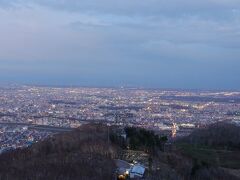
xmin=1 ymin=85 xmax=240 ymax=152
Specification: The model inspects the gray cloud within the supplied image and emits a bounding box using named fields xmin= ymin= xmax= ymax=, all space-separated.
xmin=0 ymin=0 xmax=239 ymax=89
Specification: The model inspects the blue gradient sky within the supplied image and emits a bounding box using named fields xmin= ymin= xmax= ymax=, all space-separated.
xmin=0 ymin=0 xmax=240 ymax=89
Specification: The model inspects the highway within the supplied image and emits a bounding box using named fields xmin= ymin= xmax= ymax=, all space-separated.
xmin=0 ymin=122 xmax=76 ymax=132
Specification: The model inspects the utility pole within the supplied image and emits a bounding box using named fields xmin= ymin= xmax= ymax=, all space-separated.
xmin=107 ymin=123 xmax=110 ymax=146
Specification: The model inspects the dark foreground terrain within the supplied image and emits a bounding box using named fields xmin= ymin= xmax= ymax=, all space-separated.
xmin=0 ymin=124 xmax=117 ymax=180
xmin=0 ymin=123 xmax=239 ymax=180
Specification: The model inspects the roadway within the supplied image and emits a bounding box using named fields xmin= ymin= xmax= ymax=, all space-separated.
xmin=0 ymin=122 xmax=76 ymax=132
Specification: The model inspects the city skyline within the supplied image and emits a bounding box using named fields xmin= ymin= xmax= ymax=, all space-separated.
xmin=0 ymin=0 xmax=240 ymax=89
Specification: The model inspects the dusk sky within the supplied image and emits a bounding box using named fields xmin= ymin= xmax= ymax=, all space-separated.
xmin=0 ymin=0 xmax=240 ymax=89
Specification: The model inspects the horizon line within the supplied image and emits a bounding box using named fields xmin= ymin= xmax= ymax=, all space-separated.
xmin=0 ymin=83 xmax=240 ymax=92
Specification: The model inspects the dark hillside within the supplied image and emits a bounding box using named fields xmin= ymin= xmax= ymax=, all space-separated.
xmin=175 ymin=122 xmax=240 ymax=179
xmin=180 ymin=122 xmax=240 ymax=150
xmin=0 ymin=124 xmax=117 ymax=180
xmin=0 ymin=123 xmax=239 ymax=180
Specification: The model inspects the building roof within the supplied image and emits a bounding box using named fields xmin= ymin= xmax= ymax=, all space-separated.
xmin=130 ymin=164 xmax=145 ymax=177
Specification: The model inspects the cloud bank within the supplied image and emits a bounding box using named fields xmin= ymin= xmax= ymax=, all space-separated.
xmin=0 ymin=0 xmax=239 ymax=89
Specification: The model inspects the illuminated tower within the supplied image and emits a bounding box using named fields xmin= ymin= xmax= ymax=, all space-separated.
xmin=172 ymin=123 xmax=177 ymax=138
